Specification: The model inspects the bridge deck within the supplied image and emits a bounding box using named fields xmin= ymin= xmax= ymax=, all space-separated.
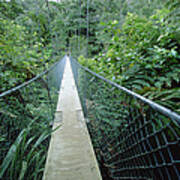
xmin=43 ymin=56 xmax=102 ymax=180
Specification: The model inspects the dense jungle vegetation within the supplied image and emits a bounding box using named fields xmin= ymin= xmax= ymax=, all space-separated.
xmin=1 ymin=0 xmax=179 ymax=111
xmin=0 ymin=0 xmax=179 ymax=179
xmin=78 ymin=0 xmax=180 ymax=113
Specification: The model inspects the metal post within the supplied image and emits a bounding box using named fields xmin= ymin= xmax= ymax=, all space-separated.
xmin=86 ymin=0 xmax=89 ymax=57
xmin=78 ymin=0 xmax=81 ymax=52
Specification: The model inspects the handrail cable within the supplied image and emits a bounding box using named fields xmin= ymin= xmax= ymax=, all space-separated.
xmin=0 ymin=58 xmax=64 ymax=98
xmin=70 ymin=57 xmax=180 ymax=124
xmin=0 ymin=1 xmax=63 ymax=99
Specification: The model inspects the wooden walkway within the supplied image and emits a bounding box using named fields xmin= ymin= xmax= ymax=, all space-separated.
xmin=43 ymin=56 xmax=102 ymax=180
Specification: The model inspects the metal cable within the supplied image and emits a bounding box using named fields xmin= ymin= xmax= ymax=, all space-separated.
xmin=70 ymin=56 xmax=180 ymax=179
xmin=0 ymin=57 xmax=66 ymax=98
xmin=86 ymin=0 xmax=89 ymax=57
xmin=70 ymin=57 xmax=180 ymax=124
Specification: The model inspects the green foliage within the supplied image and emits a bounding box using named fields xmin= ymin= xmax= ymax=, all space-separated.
xmin=0 ymin=0 xmax=23 ymax=19
xmin=0 ymin=0 xmax=62 ymax=93
xmin=0 ymin=18 xmax=47 ymax=92
xmin=78 ymin=55 xmax=97 ymax=71
xmin=0 ymin=1 xmax=62 ymax=179
xmin=79 ymin=4 xmax=180 ymax=113
xmin=0 ymin=78 xmax=59 ymax=179
xmin=72 ymin=59 xmax=180 ymax=179
xmin=0 ymin=0 xmax=180 ymax=179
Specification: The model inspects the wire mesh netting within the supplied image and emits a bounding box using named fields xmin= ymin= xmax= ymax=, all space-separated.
xmin=0 ymin=56 xmax=66 ymax=179
xmin=70 ymin=57 xmax=180 ymax=180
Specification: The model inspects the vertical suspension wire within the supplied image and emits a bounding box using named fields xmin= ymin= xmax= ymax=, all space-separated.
xmin=35 ymin=2 xmax=46 ymax=71
xmin=45 ymin=0 xmax=59 ymax=56
xmin=69 ymin=28 xmax=71 ymax=54
xmin=75 ymin=1 xmax=78 ymax=56
xmin=86 ymin=0 xmax=89 ymax=57
xmin=78 ymin=0 xmax=81 ymax=53
xmin=45 ymin=0 xmax=52 ymax=49
xmin=71 ymin=0 xmax=78 ymax=56
xmin=44 ymin=0 xmax=53 ymax=66
xmin=46 ymin=0 xmax=50 ymax=13
xmin=76 ymin=28 xmax=78 ymax=56
xmin=67 ymin=3 xmax=71 ymax=54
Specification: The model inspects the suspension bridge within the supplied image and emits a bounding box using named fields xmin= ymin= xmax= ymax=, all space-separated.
xmin=43 ymin=56 xmax=102 ymax=180
xmin=0 ymin=55 xmax=180 ymax=180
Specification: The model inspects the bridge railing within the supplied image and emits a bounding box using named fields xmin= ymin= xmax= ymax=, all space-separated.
xmin=0 ymin=56 xmax=66 ymax=179
xmin=70 ymin=57 xmax=180 ymax=180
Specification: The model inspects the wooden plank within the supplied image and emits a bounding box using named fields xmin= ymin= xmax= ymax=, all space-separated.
xmin=43 ymin=56 xmax=102 ymax=180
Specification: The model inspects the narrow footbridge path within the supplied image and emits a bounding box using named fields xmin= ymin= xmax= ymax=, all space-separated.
xmin=43 ymin=56 xmax=102 ymax=180
xmin=0 ymin=55 xmax=179 ymax=180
